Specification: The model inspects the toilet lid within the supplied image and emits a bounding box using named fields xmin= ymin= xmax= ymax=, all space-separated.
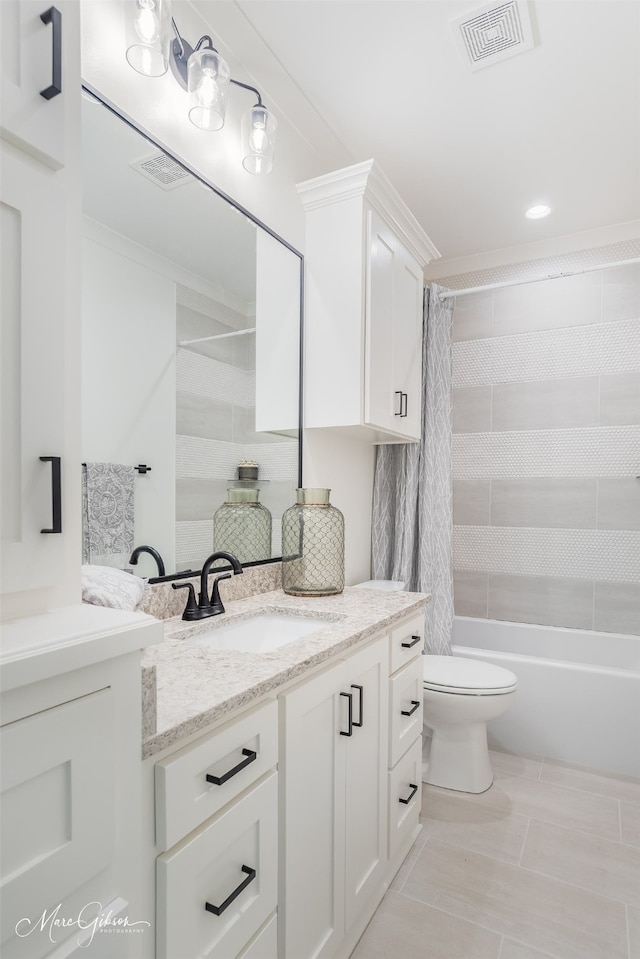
xmin=423 ymin=656 xmax=518 ymax=695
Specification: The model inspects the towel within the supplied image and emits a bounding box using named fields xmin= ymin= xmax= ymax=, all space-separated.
xmin=82 ymin=462 xmax=135 ymax=567
xmin=81 ymin=565 xmax=147 ymax=611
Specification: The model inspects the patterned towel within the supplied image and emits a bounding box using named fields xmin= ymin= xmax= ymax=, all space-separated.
xmin=82 ymin=462 xmax=135 ymax=566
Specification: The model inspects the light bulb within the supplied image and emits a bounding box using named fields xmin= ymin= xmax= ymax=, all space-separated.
xmin=196 ymin=70 xmax=220 ymax=108
xmin=134 ymin=1 xmax=159 ymax=43
xmin=249 ymin=124 xmax=268 ymax=154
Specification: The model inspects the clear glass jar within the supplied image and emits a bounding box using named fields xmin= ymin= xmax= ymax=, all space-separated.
xmin=281 ymin=488 xmax=344 ymax=596
xmin=213 ymin=488 xmax=272 ymax=564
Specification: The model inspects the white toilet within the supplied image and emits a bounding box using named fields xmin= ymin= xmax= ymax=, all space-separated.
xmin=422 ymin=656 xmax=518 ymax=793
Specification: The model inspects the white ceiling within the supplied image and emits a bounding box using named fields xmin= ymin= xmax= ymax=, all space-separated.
xmin=196 ymin=0 xmax=640 ymax=263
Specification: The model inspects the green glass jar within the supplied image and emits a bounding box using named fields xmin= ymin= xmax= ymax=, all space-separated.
xmin=281 ymin=488 xmax=345 ymax=596
xmin=213 ymin=488 xmax=272 ymax=564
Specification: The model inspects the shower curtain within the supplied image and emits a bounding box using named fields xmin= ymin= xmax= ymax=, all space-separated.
xmin=371 ymin=283 xmax=454 ymax=654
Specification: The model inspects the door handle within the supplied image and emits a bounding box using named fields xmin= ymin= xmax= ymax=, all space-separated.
xmin=401 ymin=634 xmax=422 ymax=649
xmin=205 ymin=748 xmax=257 ymax=786
xmin=40 ymin=456 xmax=62 ymax=533
xmin=401 ymin=700 xmax=420 ymax=718
xmin=399 ymin=783 xmax=419 ymax=805
xmin=351 ymin=684 xmax=364 ymax=728
xmin=40 ymin=7 xmax=62 ymax=100
xmin=394 ymin=390 xmax=403 ymax=416
xmin=400 ymin=392 xmax=408 ymax=417
xmin=340 ymin=690 xmax=353 ymax=736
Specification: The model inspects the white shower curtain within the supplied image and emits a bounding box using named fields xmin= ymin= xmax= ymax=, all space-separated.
xmin=371 ymin=283 xmax=454 ymax=655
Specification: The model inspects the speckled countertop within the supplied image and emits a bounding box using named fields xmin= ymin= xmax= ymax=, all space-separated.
xmin=141 ymin=587 xmax=430 ymax=758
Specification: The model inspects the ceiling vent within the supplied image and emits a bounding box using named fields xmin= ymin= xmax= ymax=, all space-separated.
xmin=130 ymin=153 xmax=193 ymax=190
xmin=452 ymin=1 xmax=535 ymax=71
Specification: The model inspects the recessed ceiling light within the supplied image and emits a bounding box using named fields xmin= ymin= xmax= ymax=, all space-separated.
xmin=525 ymin=204 xmax=551 ymax=219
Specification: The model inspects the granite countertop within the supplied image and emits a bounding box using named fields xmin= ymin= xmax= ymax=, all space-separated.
xmin=141 ymin=587 xmax=430 ymax=758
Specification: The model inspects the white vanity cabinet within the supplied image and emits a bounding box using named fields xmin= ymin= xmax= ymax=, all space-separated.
xmin=0 ymin=608 xmax=161 ymax=959
xmin=153 ymin=700 xmax=279 ymax=959
xmin=279 ymin=634 xmax=389 ymax=959
xmin=1 ymin=0 xmax=82 ymax=617
xmin=298 ymin=160 xmax=439 ymax=443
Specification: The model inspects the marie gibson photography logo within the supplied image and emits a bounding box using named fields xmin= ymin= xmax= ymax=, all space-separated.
xmin=15 ymin=901 xmax=151 ymax=949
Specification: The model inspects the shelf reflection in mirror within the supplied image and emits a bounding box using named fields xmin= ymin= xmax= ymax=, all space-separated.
xmin=80 ymin=89 xmax=302 ymax=581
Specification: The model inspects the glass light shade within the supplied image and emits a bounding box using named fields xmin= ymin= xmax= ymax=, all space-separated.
xmin=241 ymin=105 xmax=277 ymax=174
xmin=126 ymin=0 xmax=171 ymax=77
xmin=187 ymin=48 xmax=230 ymax=131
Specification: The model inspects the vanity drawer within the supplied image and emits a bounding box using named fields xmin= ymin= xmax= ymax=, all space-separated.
xmin=155 ymin=699 xmax=278 ymax=850
xmin=388 ymin=736 xmax=422 ymax=859
xmin=389 ymin=613 xmax=425 ymax=674
xmin=157 ymin=773 xmax=278 ymax=959
xmin=389 ymin=656 xmax=424 ymax=767
xmin=238 ymin=914 xmax=277 ymax=959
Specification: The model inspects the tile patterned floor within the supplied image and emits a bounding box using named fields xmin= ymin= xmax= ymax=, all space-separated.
xmin=350 ymin=750 xmax=640 ymax=959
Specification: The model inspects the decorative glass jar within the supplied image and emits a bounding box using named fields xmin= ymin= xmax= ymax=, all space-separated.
xmin=281 ymin=488 xmax=344 ymax=596
xmin=213 ymin=488 xmax=272 ymax=564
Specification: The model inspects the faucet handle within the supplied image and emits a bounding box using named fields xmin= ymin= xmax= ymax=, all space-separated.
xmin=210 ymin=573 xmax=232 ymax=613
xmin=172 ymin=581 xmax=198 ymax=621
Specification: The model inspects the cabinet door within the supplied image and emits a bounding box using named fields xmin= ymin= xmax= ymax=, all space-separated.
xmin=0 ymin=0 xmax=77 ymax=169
xmin=279 ymin=658 xmax=347 ymax=959
xmin=391 ymin=247 xmax=423 ymax=441
xmin=343 ymin=636 xmax=389 ymax=929
xmin=0 ymin=689 xmax=116 ymax=959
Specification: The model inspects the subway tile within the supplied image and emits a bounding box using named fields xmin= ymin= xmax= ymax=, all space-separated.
xmin=599 ymin=371 xmax=640 ymax=426
xmin=540 ymin=759 xmax=640 ymax=806
xmin=453 ymin=480 xmax=491 ymax=526
xmin=453 ymin=569 xmax=488 ymax=618
xmin=520 ymin=819 xmax=640 ymax=907
xmin=597 ymin=478 xmax=640 ymax=530
xmin=491 ymin=478 xmax=597 ymax=529
xmin=491 ymin=377 xmax=599 ymax=432
xmin=593 ymin=581 xmax=640 ymax=636
xmin=602 ymin=263 xmax=640 ymax=323
xmin=176 ymin=392 xmax=234 ymax=442
xmin=421 ymin=785 xmax=529 ymax=864
xmin=452 ymin=290 xmax=494 ymax=342
xmin=403 ymin=839 xmax=628 ymax=959
xmin=499 ymin=942 xmax=557 ymax=959
xmin=492 ymin=271 xmax=602 ymax=336
xmin=488 ymin=574 xmax=594 ymax=630
xmin=452 ymin=385 xmax=492 ymax=433
xmin=628 ymin=906 xmax=640 ymax=959
xmin=175 ymin=478 xmax=228 ymax=521
xmin=349 ymin=889 xmax=502 ymax=959
xmin=621 ymin=802 xmax=640 ymax=848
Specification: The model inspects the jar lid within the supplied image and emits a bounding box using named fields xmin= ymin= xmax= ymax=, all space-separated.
xmin=296 ymin=488 xmax=330 ymax=505
xmin=227 ymin=488 xmax=260 ymax=503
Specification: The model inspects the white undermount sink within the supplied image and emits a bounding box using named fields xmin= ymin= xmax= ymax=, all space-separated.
xmin=183 ymin=611 xmax=335 ymax=654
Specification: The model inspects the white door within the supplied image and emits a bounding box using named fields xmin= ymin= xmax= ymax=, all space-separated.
xmin=392 ymin=248 xmax=424 ymax=441
xmin=279 ymin=659 xmax=347 ymax=959
xmin=343 ymin=636 xmax=389 ymax=929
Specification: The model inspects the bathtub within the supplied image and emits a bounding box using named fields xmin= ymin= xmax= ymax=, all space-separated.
xmin=451 ymin=616 xmax=640 ymax=778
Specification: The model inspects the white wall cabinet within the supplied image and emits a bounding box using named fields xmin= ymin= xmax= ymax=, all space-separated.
xmin=1 ymin=0 xmax=81 ymax=618
xmin=298 ymin=160 xmax=439 ymax=443
xmin=279 ymin=635 xmax=389 ymax=959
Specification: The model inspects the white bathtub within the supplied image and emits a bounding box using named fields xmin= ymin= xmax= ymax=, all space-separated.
xmin=451 ymin=616 xmax=640 ymax=778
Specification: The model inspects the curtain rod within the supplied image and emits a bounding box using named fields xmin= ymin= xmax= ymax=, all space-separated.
xmin=436 ymin=256 xmax=640 ymax=300
xmin=179 ymin=328 xmax=256 ymax=347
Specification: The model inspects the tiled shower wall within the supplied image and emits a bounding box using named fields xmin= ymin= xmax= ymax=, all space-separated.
xmin=444 ymin=250 xmax=640 ymax=635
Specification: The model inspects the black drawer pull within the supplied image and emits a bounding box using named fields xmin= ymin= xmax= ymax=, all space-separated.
xmin=401 ymin=700 xmax=421 ymax=718
xmin=340 ymin=690 xmax=353 ymax=736
xmin=394 ymin=390 xmax=403 ymax=416
xmin=205 ymin=865 xmax=256 ymax=915
xmin=40 ymin=7 xmax=62 ymax=100
xmin=351 ymin=684 xmax=364 ymax=728
xmin=40 ymin=456 xmax=62 ymax=533
xmin=205 ymin=748 xmax=256 ymax=786
xmin=401 ymin=634 xmax=421 ymax=649
xmin=399 ymin=783 xmax=419 ymax=805
xmin=400 ymin=392 xmax=408 ymax=417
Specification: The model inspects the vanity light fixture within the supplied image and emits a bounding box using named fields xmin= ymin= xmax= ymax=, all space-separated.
xmin=525 ymin=204 xmax=551 ymax=219
xmin=125 ymin=0 xmax=277 ymax=174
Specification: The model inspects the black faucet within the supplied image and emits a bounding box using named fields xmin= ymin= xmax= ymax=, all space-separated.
xmin=129 ymin=545 xmax=166 ymax=577
xmin=172 ymin=551 xmax=243 ymax=621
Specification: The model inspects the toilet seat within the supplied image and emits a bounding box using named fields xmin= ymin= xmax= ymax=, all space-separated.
xmin=423 ymin=656 xmax=518 ymax=696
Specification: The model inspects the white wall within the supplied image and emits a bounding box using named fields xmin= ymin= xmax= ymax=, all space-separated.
xmin=81 ymin=0 xmax=377 ymax=583
xmin=81 ymin=234 xmax=176 ymax=577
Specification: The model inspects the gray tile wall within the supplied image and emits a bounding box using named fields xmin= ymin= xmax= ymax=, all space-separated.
xmin=449 ymin=260 xmax=640 ymax=635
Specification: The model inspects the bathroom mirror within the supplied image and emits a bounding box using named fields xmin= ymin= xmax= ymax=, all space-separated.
xmin=80 ymin=89 xmax=302 ymax=581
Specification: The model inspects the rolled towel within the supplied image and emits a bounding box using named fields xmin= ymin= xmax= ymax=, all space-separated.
xmin=81 ymin=564 xmax=147 ymax=611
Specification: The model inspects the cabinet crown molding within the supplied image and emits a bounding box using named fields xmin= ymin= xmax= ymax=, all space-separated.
xmin=297 ymin=159 xmax=440 ymax=268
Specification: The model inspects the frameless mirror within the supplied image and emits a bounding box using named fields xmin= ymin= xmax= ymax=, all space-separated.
xmin=80 ymin=90 xmax=302 ymax=581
